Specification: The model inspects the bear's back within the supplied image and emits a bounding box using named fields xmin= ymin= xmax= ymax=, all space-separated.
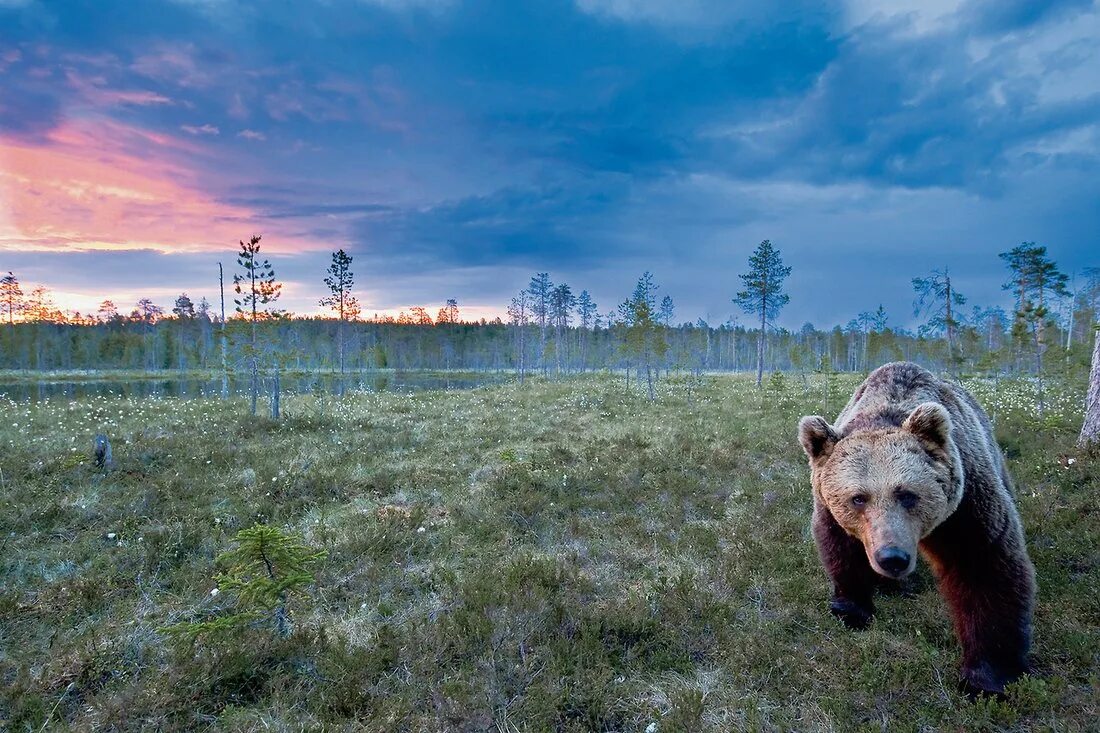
xmin=835 ymin=362 xmax=947 ymax=436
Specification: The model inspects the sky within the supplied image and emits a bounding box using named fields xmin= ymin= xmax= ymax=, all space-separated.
xmin=1 ymin=0 xmax=1099 ymax=328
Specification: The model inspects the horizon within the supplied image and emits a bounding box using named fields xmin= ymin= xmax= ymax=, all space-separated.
xmin=2 ymin=0 xmax=1100 ymax=327
xmin=1 ymin=243 xmax=1092 ymax=332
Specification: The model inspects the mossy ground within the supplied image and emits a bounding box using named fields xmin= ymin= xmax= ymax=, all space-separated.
xmin=1 ymin=372 xmax=1097 ymax=731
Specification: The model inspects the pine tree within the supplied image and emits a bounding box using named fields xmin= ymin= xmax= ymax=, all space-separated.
xmin=528 ymin=272 xmax=553 ymax=375
xmin=0 ymin=272 xmax=23 ymax=329
xmin=172 ymin=293 xmax=196 ymax=319
xmin=659 ymin=295 xmax=674 ymax=327
xmin=734 ymin=240 xmax=792 ymax=386
xmin=172 ymin=294 xmax=196 ymax=371
xmin=913 ymin=268 xmax=966 ymax=375
xmin=437 ymin=298 xmax=459 ymax=325
xmin=134 ymin=298 xmax=164 ymax=369
xmin=619 ymin=272 xmax=664 ymax=399
xmin=549 ymin=283 xmax=574 ymax=374
xmin=576 ymin=290 xmax=597 ymax=371
xmin=319 ymin=249 xmax=358 ymax=373
xmin=1000 ymin=243 xmax=1068 ymax=413
xmin=507 ymin=290 xmax=530 ymax=382
xmin=233 ymin=235 xmax=282 ymax=416
xmin=97 ymin=299 xmax=118 ymax=323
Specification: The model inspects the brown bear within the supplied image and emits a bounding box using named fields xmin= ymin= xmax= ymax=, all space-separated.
xmin=797 ymin=362 xmax=1035 ymax=696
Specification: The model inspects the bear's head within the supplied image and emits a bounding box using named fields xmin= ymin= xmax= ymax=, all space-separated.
xmin=798 ymin=402 xmax=963 ymax=579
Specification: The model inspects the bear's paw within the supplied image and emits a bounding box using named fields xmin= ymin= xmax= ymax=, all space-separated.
xmin=829 ymin=597 xmax=873 ymax=630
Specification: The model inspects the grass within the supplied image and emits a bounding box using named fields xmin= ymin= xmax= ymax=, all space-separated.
xmin=0 ymin=372 xmax=1097 ymax=731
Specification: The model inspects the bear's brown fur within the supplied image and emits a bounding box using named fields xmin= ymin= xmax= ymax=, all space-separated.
xmin=798 ymin=362 xmax=1035 ymax=696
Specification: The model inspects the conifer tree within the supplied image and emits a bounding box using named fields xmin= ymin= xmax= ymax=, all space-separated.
xmin=319 ymin=249 xmax=358 ymax=373
xmin=913 ymin=268 xmax=966 ymax=374
xmin=1000 ymin=243 xmax=1068 ymax=413
xmin=233 ymin=235 xmax=282 ymax=415
xmin=528 ymin=272 xmax=553 ymax=375
xmin=576 ymin=290 xmax=597 ymax=371
xmin=507 ymin=290 xmax=530 ymax=382
xmin=659 ymin=295 xmax=674 ymax=327
xmin=163 ymin=524 xmax=325 ymax=640
xmin=0 ymin=272 xmax=23 ymax=365
xmin=172 ymin=294 xmax=196 ymax=371
xmin=549 ymin=283 xmax=574 ymax=375
xmin=619 ymin=272 xmax=664 ymax=399
xmin=0 ymin=272 xmax=23 ymax=329
xmin=734 ymin=240 xmax=791 ymax=386
xmin=97 ymin=299 xmax=118 ymax=323
xmin=437 ymin=298 xmax=459 ymax=324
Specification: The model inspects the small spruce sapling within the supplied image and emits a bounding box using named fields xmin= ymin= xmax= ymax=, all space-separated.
xmin=163 ymin=524 xmax=326 ymax=641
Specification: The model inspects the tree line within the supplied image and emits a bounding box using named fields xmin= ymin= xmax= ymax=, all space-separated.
xmin=2 ymin=239 xmax=1098 ymax=409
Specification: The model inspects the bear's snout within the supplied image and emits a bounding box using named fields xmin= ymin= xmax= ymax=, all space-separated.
xmin=874 ymin=546 xmax=912 ymax=578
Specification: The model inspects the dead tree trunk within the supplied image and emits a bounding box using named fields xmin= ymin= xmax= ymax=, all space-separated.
xmin=219 ymin=263 xmax=229 ymax=399
xmin=1078 ymin=327 xmax=1100 ymax=449
xmin=755 ymin=310 xmax=766 ymax=387
xmin=270 ymin=370 xmax=281 ymax=419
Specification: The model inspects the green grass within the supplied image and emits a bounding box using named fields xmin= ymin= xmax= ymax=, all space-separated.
xmin=1 ymin=373 xmax=1097 ymax=731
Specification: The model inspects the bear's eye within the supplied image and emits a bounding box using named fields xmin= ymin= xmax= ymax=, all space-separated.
xmin=897 ymin=490 xmax=919 ymax=510
xmin=851 ymin=494 xmax=868 ymax=508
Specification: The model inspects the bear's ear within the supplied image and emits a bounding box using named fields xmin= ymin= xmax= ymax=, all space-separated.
xmin=799 ymin=416 xmax=838 ymax=461
xmin=902 ymin=402 xmax=952 ymax=448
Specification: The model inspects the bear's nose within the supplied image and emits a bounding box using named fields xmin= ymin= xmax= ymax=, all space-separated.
xmin=874 ymin=546 xmax=911 ymax=577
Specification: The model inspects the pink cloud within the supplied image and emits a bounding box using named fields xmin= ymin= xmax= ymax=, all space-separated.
xmin=64 ymin=69 xmax=173 ymax=107
xmin=131 ymin=43 xmax=214 ymax=89
xmin=228 ymin=91 xmax=249 ymax=119
xmin=181 ymin=123 xmax=220 ymax=135
xmin=237 ymin=129 xmax=266 ymax=141
xmin=0 ymin=118 xmax=329 ymax=257
xmin=0 ymin=48 xmax=21 ymax=72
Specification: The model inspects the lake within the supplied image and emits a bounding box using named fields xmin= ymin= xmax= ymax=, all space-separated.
xmin=0 ymin=371 xmax=511 ymax=401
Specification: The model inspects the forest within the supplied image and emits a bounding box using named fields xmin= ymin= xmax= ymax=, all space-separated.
xmin=2 ymin=240 xmax=1097 ymax=388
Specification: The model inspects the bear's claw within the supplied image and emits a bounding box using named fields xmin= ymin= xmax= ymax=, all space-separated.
xmin=829 ymin=598 xmax=873 ymax=629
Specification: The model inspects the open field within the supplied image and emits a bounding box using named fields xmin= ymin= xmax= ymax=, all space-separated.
xmin=1 ymin=372 xmax=1097 ymax=731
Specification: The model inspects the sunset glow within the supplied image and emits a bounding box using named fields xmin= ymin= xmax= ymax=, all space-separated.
xmin=0 ymin=118 xmax=330 ymax=259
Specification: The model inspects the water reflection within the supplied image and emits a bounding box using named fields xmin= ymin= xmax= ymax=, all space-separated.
xmin=0 ymin=372 xmax=509 ymax=401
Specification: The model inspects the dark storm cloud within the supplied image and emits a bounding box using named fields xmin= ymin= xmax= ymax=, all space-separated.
xmin=710 ymin=24 xmax=1100 ymax=191
xmin=355 ymin=181 xmax=633 ymax=275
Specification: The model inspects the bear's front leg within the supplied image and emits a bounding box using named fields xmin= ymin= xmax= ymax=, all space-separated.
xmin=922 ymin=508 xmax=1035 ymax=697
xmin=813 ymin=500 xmax=878 ymax=629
